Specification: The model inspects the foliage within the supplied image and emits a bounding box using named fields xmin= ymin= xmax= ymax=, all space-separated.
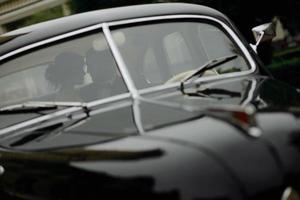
xmin=5 ymin=6 xmax=64 ymax=32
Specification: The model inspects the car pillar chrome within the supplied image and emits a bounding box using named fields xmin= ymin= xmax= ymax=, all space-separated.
xmin=102 ymin=23 xmax=139 ymax=99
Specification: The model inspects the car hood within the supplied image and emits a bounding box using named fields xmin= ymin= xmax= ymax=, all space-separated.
xmin=0 ymin=75 xmax=300 ymax=200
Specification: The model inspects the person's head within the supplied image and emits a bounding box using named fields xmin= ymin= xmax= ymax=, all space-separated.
xmin=46 ymin=52 xmax=85 ymax=89
xmin=86 ymin=48 xmax=115 ymax=85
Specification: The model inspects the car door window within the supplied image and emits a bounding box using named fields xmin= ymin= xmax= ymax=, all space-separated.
xmin=0 ymin=30 xmax=127 ymax=107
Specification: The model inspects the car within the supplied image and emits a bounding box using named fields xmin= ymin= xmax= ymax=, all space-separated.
xmin=0 ymin=3 xmax=300 ymax=200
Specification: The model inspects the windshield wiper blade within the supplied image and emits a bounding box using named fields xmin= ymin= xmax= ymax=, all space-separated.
xmin=181 ymin=54 xmax=238 ymax=84
xmin=183 ymin=88 xmax=242 ymax=99
xmin=9 ymin=116 xmax=89 ymax=147
xmin=0 ymin=101 xmax=87 ymax=114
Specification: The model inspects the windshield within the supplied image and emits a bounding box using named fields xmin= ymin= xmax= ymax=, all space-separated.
xmin=111 ymin=21 xmax=251 ymax=89
xmin=0 ymin=20 xmax=253 ymax=108
xmin=0 ymin=29 xmax=128 ymax=108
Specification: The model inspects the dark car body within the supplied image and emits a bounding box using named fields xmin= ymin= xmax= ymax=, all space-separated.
xmin=0 ymin=3 xmax=300 ymax=200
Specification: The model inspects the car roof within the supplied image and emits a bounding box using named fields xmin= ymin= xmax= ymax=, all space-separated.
xmin=0 ymin=3 xmax=230 ymax=57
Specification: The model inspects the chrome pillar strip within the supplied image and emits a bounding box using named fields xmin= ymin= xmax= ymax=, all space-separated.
xmin=132 ymin=99 xmax=145 ymax=135
xmin=102 ymin=23 xmax=139 ymax=99
xmin=241 ymin=79 xmax=257 ymax=107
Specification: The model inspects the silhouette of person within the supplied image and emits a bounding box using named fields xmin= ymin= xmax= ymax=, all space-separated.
xmin=80 ymin=48 xmax=127 ymax=101
xmin=46 ymin=52 xmax=85 ymax=102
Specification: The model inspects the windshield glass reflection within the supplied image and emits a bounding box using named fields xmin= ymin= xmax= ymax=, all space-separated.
xmin=112 ymin=21 xmax=251 ymax=89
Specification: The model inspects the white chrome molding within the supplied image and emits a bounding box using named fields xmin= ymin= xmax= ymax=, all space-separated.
xmin=0 ymin=23 xmax=103 ymax=62
xmin=102 ymin=23 xmax=139 ymax=99
xmin=132 ymin=99 xmax=145 ymax=135
xmin=241 ymin=79 xmax=257 ymax=107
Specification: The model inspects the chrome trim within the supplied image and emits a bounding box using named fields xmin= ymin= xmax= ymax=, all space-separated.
xmin=102 ymin=23 xmax=139 ymax=99
xmin=241 ymin=79 xmax=257 ymax=107
xmin=0 ymin=101 xmax=88 ymax=111
xmin=0 ymin=23 xmax=103 ymax=62
xmin=29 ymin=101 xmax=88 ymax=107
xmin=108 ymin=15 xmax=256 ymax=94
xmin=133 ymin=99 xmax=145 ymax=134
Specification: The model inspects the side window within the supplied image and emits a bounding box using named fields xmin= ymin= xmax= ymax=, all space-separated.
xmin=163 ymin=32 xmax=193 ymax=75
xmin=0 ymin=30 xmax=127 ymax=107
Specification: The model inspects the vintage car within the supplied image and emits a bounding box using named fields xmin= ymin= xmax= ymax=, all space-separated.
xmin=0 ymin=3 xmax=300 ymax=200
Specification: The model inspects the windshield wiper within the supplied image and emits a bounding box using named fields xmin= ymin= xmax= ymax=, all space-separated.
xmin=0 ymin=101 xmax=91 ymax=139
xmin=180 ymin=54 xmax=238 ymax=94
xmin=183 ymin=88 xmax=242 ymax=99
xmin=0 ymin=101 xmax=88 ymax=114
xmin=9 ymin=117 xmax=89 ymax=147
xmin=181 ymin=54 xmax=238 ymax=85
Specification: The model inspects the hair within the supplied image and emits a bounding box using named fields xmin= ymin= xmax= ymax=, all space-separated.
xmin=86 ymin=48 xmax=115 ymax=83
xmin=46 ymin=52 xmax=85 ymax=89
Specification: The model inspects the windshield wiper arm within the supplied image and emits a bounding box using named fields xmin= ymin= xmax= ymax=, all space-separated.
xmin=0 ymin=101 xmax=88 ymax=114
xmin=181 ymin=54 xmax=238 ymax=84
xmin=0 ymin=101 xmax=91 ymax=138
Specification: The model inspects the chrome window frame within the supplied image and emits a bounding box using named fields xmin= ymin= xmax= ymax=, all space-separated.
xmin=0 ymin=24 xmax=103 ymax=62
